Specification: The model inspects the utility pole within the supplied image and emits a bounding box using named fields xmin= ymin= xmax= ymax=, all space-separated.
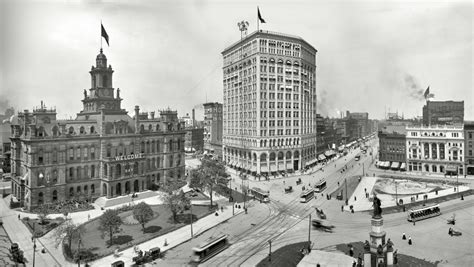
xmin=77 ymin=238 xmax=82 ymax=267
xmin=395 ymin=180 xmax=398 ymax=206
xmin=190 ymin=204 xmax=194 ymax=238
xmin=308 ymin=214 xmax=311 ymax=253
xmin=32 ymin=236 xmax=36 ymax=267
xmin=268 ymin=240 xmax=272 ymax=261
xmin=345 ymin=178 xmax=348 ymax=201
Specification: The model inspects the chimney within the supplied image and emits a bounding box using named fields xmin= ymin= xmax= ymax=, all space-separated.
xmin=150 ymin=111 xmax=155 ymax=119
xmin=192 ymin=109 xmax=195 ymax=127
xmin=135 ymin=105 xmax=140 ymax=133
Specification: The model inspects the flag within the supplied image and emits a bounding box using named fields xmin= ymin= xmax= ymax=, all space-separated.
xmin=423 ymin=86 xmax=430 ymax=99
xmin=258 ymin=7 xmax=266 ymax=23
xmin=101 ymin=23 xmax=109 ymax=46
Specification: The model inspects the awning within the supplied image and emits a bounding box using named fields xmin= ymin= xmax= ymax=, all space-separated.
xmin=236 ymin=162 xmax=241 ymax=168
xmin=375 ymin=161 xmax=380 ymax=167
xmin=250 ymin=165 xmax=257 ymax=172
xmin=286 ymin=162 xmax=293 ymax=170
xmin=325 ymin=150 xmax=334 ymax=157
xmin=391 ymin=162 xmax=400 ymax=169
xmin=446 ymin=165 xmax=458 ymax=172
xmin=337 ymin=146 xmax=345 ymax=151
xmin=270 ymin=164 xmax=277 ymax=172
xmin=400 ymin=163 xmax=406 ymax=170
xmin=261 ymin=165 xmax=269 ymax=172
xmin=318 ymin=154 xmax=326 ymax=161
xmin=228 ymin=161 xmax=234 ymax=166
xmin=305 ymin=161 xmax=310 ymax=167
xmin=278 ymin=162 xmax=285 ymax=170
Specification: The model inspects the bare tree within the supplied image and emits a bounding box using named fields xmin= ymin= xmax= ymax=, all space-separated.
xmin=53 ymin=220 xmax=84 ymax=250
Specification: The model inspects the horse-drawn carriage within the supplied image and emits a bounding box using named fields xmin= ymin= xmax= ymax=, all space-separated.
xmin=132 ymin=247 xmax=161 ymax=265
xmin=315 ymin=207 xmax=326 ymax=219
xmin=447 ymin=214 xmax=456 ymax=225
xmin=449 ymin=227 xmax=462 ymax=236
xmin=284 ymin=186 xmax=293 ymax=193
xmin=296 ymin=178 xmax=302 ymax=185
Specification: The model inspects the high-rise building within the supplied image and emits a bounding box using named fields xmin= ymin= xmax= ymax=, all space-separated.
xmin=222 ymin=30 xmax=318 ymax=174
xmin=203 ymin=102 xmax=223 ymax=159
xmin=422 ymin=100 xmax=464 ymax=126
xmin=464 ymin=122 xmax=474 ymax=176
xmin=9 ymin=49 xmax=186 ymax=210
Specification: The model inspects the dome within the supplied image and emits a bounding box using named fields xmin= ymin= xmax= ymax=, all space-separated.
xmin=96 ymin=48 xmax=107 ymax=60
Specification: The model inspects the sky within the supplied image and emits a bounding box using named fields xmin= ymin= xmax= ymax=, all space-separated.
xmin=0 ymin=0 xmax=472 ymax=121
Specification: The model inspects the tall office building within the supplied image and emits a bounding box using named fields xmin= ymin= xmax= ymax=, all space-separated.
xmin=203 ymin=102 xmax=223 ymax=159
xmin=222 ymin=30 xmax=317 ymax=175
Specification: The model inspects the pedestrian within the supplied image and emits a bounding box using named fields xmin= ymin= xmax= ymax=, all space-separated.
xmin=354 ymin=196 xmax=357 ymax=201
xmin=341 ymin=205 xmax=344 ymax=212
xmin=408 ymin=236 xmax=412 ymax=245
xmin=402 ymin=232 xmax=406 ymax=240
xmin=18 ymin=214 xmax=20 ymax=220
xmin=88 ymin=214 xmax=90 ymax=221
xmin=413 ymin=220 xmax=415 ymax=226
xmin=221 ymin=206 xmax=224 ymax=212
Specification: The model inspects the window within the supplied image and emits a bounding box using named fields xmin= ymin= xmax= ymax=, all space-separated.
xmin=69 ymin=167 xmax=74 ymax=179
xmin=91 ymin=165 xmax=95 ymax=178
xmin=91 ymin=147 xmax=95 ymax=159
xmin=76 ymin=147 xmax=81 ymax=160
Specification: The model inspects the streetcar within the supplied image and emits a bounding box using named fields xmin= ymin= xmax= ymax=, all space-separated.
xmin=314 ymin=179 xmax=327 ymax=193
xmin=192 ymin=234 xmax=229 ymax=263
xmin=300 ymin=188 xmax=315 ymax=203
xmin=407 ymin=204 xmax=441 ymax=222
xmin=250 ymin=187 xmax=270 ymax=203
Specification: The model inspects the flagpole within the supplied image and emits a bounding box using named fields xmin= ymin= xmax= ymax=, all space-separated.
xmin=100 ymin=20 xmax=102 ymax=50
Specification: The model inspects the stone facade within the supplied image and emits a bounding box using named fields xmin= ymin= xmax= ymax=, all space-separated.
xmin=203 ymin=102 xmax=223 ymax=159
xmin=406 ymin=125 xmax=464 ymax=175
xmin=10 ymin=50 xmax=185 ymax=210
xmin=222 ymin=30 xmax=318 ymax=174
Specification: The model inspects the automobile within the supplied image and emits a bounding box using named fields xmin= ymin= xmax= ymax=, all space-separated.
xmin=132 ymin=247 xmax=161 ymax=265
xmin=284 ymin=186 xmax=293 ymax=193
xmin=315 ymin=208 xmax=326 ymax=219
xmin=312 ymin=219 xmax=335 ymax=232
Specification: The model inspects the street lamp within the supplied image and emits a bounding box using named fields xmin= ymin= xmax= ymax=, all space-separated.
xmin=268 ymin=240 xmax=272 ymax=262
xmin=77 ymin=238 xmax=82 ymax=267
xmin=32 ymin=235 xmax=37 ymax=267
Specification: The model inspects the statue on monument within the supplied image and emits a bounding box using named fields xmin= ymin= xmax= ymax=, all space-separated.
xmin=364 ymin=240 xmax=370 ymax=252
xmin=377 ymin=244 xmax=383 ymax=256
xmin=373 ymin=194 xmax=382 ymax=218
xmin=387 ymin=238 xmax=393 ymax=251
xmin=84 ymin=89 xmax=87 ymax=98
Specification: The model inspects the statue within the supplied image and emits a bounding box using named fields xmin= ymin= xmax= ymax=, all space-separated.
xmin=377 ymin=244 xmax=383 ymax=256
xmin=364 ymin=240 xmax=370 ymax=252
xmin=84 ymin=89 xmax=87 ymax=98
xmin=372 ymin=194 xmax=382 ymax=218
xmin=387 ymin=238 xmax=393 ymax=251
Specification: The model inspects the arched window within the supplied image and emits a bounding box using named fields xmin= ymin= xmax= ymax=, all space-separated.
xmin=84 ymin=185 xmax=88 ymax=194
xmin=77 ymin=186 xmax=81 ymax=193
xmin=91 ymin=184 xmax=95 ymax=194
xmin=38 ymin=126 xmax=45 ymax=137
xmin=69 ymin=188 xmax=74 ymax=197
xmin=69 ymin=167 xmax=74 ymax=178
xmin=90 ymin=126 xmax=95 ymax=134
xmin=91 ymin=165 xmax=95 ymax=177
xmin=79 ymin=126 xmax=85 ymax=134
xmin=52 ymin=126 xmax=59 ymax=136
xmin=68 ymin=126 xmax=74 ymax=134
xmin=52 ymin=170 xmax=58 ymax=184
xmin=169 ymin=140 xmax=173 ymax=151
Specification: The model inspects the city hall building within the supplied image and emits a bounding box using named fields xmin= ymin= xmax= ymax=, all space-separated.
xmin=222 ymin=30 xmax=318 ymax=175
xmin=10 ymin=49 xmax=185 ymax=210
xmin=406 ymin=125 xmax=465 ymax=176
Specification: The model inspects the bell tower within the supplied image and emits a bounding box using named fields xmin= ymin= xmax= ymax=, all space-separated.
xmin=78 ymin=49 xmax=126 ymax=117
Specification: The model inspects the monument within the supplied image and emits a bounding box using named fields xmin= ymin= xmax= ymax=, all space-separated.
xmin=364 ymin=195 xmax=395 ymax=267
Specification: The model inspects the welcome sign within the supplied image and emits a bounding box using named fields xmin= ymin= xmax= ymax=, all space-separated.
xmin=114 ymin=153 xmax=144 ymax=161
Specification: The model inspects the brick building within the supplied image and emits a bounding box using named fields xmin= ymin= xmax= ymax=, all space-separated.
xmin=465 ymin=122 xmax=474 ymax=176
xmin=377 ymin=125 xmax=406 ymax=170
xmin=422 ymin=100 xmax=464 ymax=126
xmin=203 ymin=102 xmax=223 ymax=159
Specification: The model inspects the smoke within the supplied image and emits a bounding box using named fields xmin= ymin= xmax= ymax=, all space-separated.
xmin=404 ymin=74 xmax=426 ymax=101
xmin=0 ymin=97 xmax=14 ymax=116
xmin=317 ymin=89 xmax=330 ymax=116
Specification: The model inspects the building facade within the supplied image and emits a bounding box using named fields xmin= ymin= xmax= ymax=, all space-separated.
xmin=184 ymin=127 xmax=204 ymax=153
xmin=465 ymin=122 xmax=474 ymax=176
xmin=222 ymin=30 xmax=318 ymax=174
xmin=10 ymin=50 xmax=185 ymax=210
xmin=406 ymin=125 xmax=464 ymax=175
xmin=422 ymin=100 xmax=464 ymax=126
xmin=378 ymin=125 xmax=406 ymax=168
xmin=203 ymin=102 xmax=223 ymax=159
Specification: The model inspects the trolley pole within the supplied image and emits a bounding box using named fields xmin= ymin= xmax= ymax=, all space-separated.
xmin=395 ymin=180 xmax=398 ymax=206
xmin=345 ymin=178 xmax=348 ymax=201
xmin=190 ymin=204 xmax=194 ymax=238
xmin=268 ymin=240 xmax=272 ymax=261
xmin=308 ymin=214 xmax=311 ymax=253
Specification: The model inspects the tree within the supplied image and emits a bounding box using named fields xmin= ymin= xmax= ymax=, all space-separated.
xmin=98 ymin=209 xmax=123 ymax=246
xmin=163 ymin=190 xmax=190 ymax=223
xmin=53 ymin=220 xmax=84 ymax=250
xmin=133 ymin=202 xmax=154 ymax=233
xmin=189 ymin=169 xmax=204 ymax=192
xmin=198 ymin=159 xmax=230 ymax=208
xmin=37 ymin=205 xmax=50 ymax=225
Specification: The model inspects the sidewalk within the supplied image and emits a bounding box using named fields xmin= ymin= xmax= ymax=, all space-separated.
xmin=346 ymin=176 xmax=471 ymax=212
xmin=90 ymin=202 xmax=244 ymax=266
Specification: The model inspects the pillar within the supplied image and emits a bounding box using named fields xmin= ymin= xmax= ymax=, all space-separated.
xmin=428 ymin=143 xmax=432 ymax=159
xmin=436 ymin=143 xmax=440 ymax=160
xmin=364 ymin=253 xmax=371 ymax=267
xmin=387 ymin=251 xmax=394 ymax=266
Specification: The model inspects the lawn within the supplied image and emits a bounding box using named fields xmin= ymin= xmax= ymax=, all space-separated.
xmin=22 ymin=217 xmax=65 ymax=238
xmin=256 ymin=241 xmax=307 ymax=267
xmin=67 ymin=204 xmax=212 ymax=262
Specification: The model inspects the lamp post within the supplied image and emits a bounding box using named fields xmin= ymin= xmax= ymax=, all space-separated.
xmin=77 ymin=238 xmax=82 ymax=267
xmin=32 ymin=235 xmax=37 ymax=267
xmin=268 ymin=240 xmax=272 ymax=262
xmin=190 ymin=204 xmax=194 ymax=238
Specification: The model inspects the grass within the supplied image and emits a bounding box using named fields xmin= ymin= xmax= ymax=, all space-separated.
xmin=256 ymin=241 xmax=307 ymax=267
xmin=68 ymin=204 xmax=213 ymax=262
xmin=22 ymin=217 xmax=65 ymax=238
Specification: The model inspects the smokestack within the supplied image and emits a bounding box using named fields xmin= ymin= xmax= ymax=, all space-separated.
xmin=192 ymin=109 xmax=195 ymax=127
xmin=135 ymin=105 xmax=140 ymax=133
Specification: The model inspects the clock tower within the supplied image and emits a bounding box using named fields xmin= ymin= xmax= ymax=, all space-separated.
xmin=78 ymin=49 xmax=126 ymax=117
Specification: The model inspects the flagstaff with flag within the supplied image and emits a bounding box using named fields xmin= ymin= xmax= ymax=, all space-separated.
xmin=101 ymin=22 xmax=109 ymax=48
xmin=257 ymin=7 xmax=266 ymax=31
